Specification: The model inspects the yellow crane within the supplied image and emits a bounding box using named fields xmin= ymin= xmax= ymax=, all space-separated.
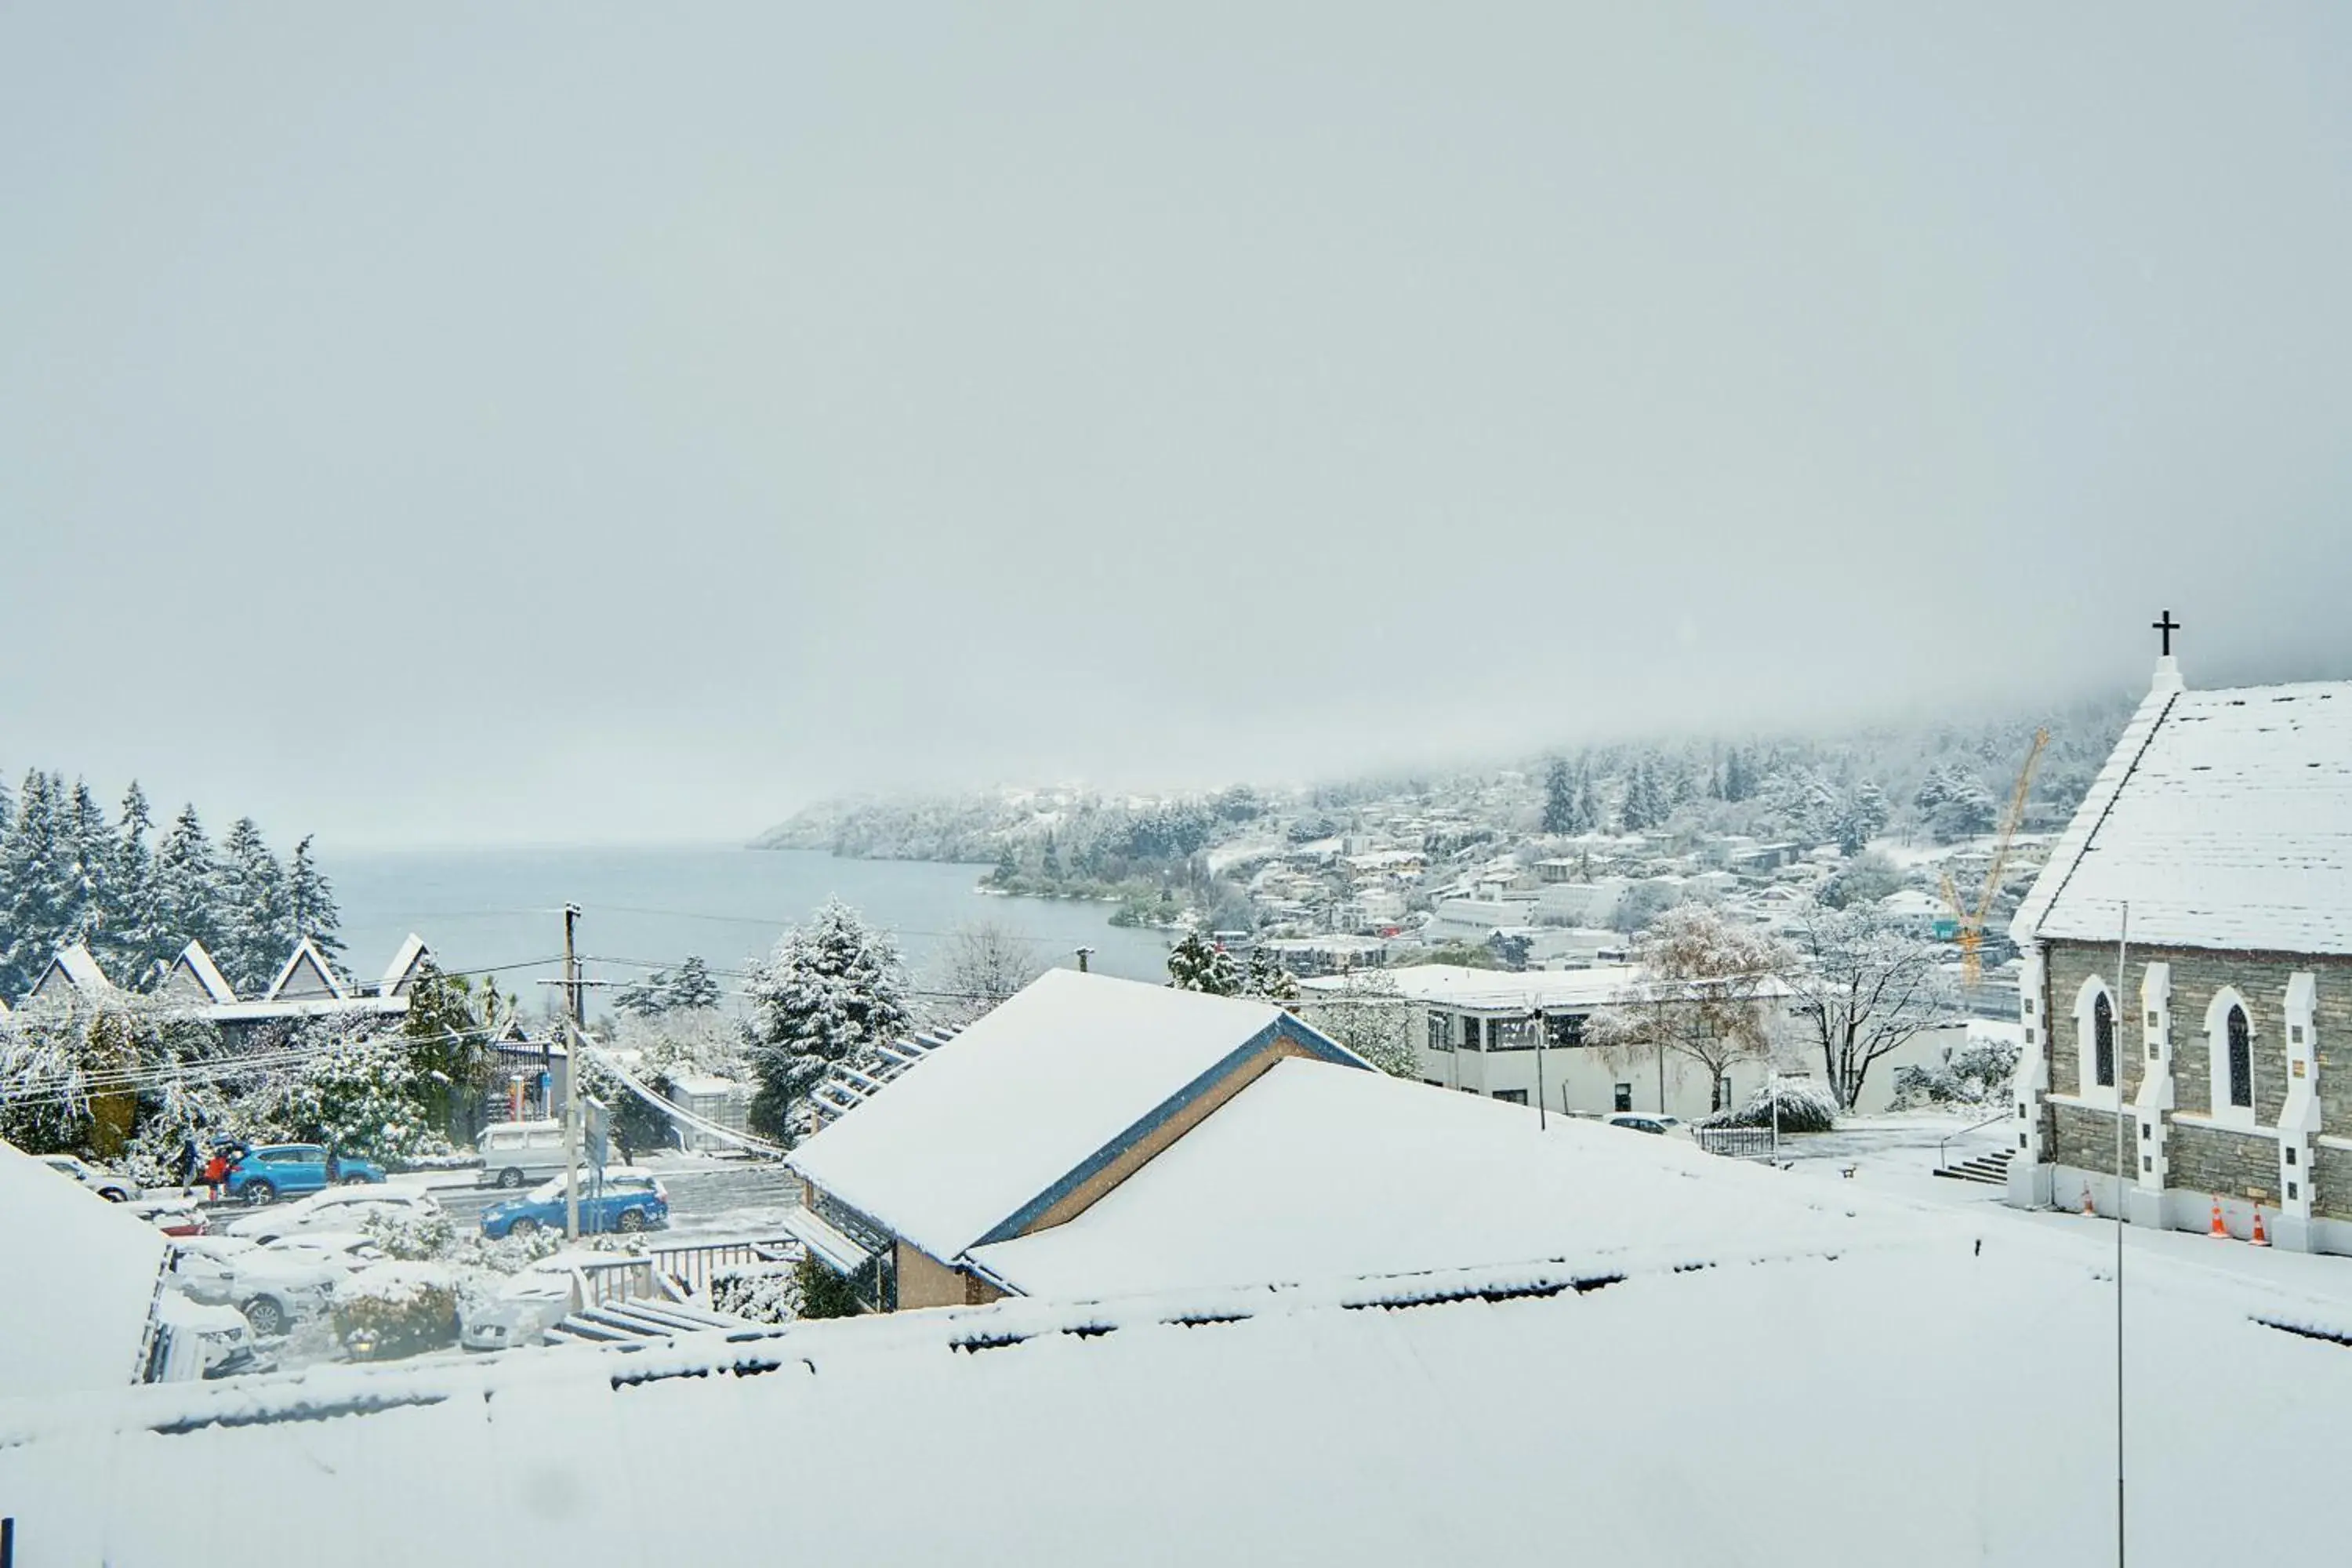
xmin=1939 ymin=727 xmax=2050 ymax=987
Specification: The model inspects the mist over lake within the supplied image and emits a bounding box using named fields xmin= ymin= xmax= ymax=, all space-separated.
xmin=325 ymin=844 xmax=1175 ymax=1010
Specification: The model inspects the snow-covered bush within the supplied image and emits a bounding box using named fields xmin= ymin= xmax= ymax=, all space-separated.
xmin=333 ymin=1264 xmax=459 ymax=1361
xmin=1891 ymin=1037 xmax=2021 ymax=1109
xmin=1707 ymin=1077 xmax=1839 ymax=1134
xmin=710 ymin=1263 xmax=802 ymax=1325
xmin=247 ymin=1021 xmax=455 ymax=1167
xmin=361 ymin=1205 xmax=459 ymax=1261
xmin=795 ymin=1256 xmax=863 ymax=1320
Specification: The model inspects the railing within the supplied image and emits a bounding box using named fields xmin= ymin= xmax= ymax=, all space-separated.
xmin=1694 ymin=1126 xmax=1778 ymax=1161
xmin=566 ymin=1257 xmax=660 ymax=1312
xmin=1939 ymin=1108 xmax=2016 ymax=1171
xmin=651 ymin=1236 xmax=802 ymax=1299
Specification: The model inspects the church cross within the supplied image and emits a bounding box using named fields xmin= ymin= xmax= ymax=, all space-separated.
xmin=2152 ymin=608 xmax=2180 ymax=657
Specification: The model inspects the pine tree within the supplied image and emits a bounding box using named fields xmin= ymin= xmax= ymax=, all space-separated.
xmin=741 ymin=901 xmax=913 ymax=1142
xmin=101 ymin=783 xmax=165 ymax=989
xmin=0 ymin=771 xmax=72 ymax=998
xmin=1167 ymin=931 xmax=1240 ymax=996
xmin=153 ymin=805 xmax=221 ymax=965
xmin=60 ymin=779 xmax=111 ymax=946
xmin=666 ymin=954 xmax=723 ymax=1011
xmin=213 ymin=818 xmax=292 ymax=994
xmin=1541 ymin=757 xmax=1576 ymax=836
xmin=286 ymin=835 xmax=344 ymax=967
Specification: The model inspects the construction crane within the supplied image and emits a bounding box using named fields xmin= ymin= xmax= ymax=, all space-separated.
xmin=1939 ymin=726 xmax=2050 ymax=987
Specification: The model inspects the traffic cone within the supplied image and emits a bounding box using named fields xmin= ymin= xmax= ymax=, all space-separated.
xmin=2082 ymin=1189 xmax=2096 ymax=1217
xmin=2252 ymin=1208 xmax=2270 ymax=1247
xmin=2209 ymin=1197 xmax=2228 ymax=1238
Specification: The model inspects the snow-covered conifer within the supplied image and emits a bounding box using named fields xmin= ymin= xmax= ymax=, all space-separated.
xmin=152 ymin=804 xmax=222 ymax=960
xmin=0 ymin=771 xmax=74 ymax=999
xmin=1540 ymin=757 xmax=1576 ymax=836
xmin=100 ymin=782 xmax=166 ymax=988
xmin=286 ymin=835 xmax=345 ymax=966
xmin=212 ymin=817 xmax=292 ymax=994
xmin=1166 ymin=930 xmax=1240 ymax=996
xmin=741 ymin=901 xmax=913 ymax=1142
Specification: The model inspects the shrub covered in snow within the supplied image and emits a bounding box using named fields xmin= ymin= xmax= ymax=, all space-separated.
xmin=1707 ymin=1077 xmax=1839 ymax=1134
xmin=333 ymin=1264 xmax=460 ymax=1361
xmin=1891 ymin=1037 xmax=2021 ymax=1109
xmin=710 ymin=1264 xmax=802 ymax=1325
xmin=795 ymin=1256 xmax=864 ymax=1320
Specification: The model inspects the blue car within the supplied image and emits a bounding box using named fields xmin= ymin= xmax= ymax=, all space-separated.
xmin=480 ymin=1171 xmax=669 ymax=1239
xmin=226 ymin=1144 xmax=388 ymax=1205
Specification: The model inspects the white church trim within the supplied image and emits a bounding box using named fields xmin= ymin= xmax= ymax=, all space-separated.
xmin=2278 ymin=973 xmax=2321 ymax=1224
xmin=2131 ymin=962 xmax=2173 ymax=1194
xmin=2203 ymin=985 xmax=2259 ymax=1131
xmin=2012 ymin=946 xmax=2049 ymax=1169
xmin=2073 ymin=974 xmax=2121 ymax=1111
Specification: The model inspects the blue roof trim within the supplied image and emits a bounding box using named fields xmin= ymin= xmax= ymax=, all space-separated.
xmin=968 ymin=1014 xmax=1365 ymax=1251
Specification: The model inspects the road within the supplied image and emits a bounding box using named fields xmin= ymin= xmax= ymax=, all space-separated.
xmin=193 ymin=1160 xmax=803 ymax=1239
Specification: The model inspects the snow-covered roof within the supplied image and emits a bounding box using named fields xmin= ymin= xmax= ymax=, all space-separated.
xmin=2013 ymin=669 xmax=2352 ymax=953
xmin=968 ymin=1058 xmax=1865 ymax=1298
xmin=0 ymin=1139 xmax=165 ymax=1397
xmin=165 ymin=941 xmax=239 ymax=1005
xmin=27 ymin=942 xmax=114 ymax=1002
xmin=786 ymin=969 xmax=1363 ymax=1261
xmin=267 ymin=938 xmax=348 ymax=1001
xmin=1301 ymin=963 xmax=1645 ymax=1012
xmin=12 ymin=1193 xmax=2352 ymax=1566
xmin=377 ymin=933 xmax=432 ymax=998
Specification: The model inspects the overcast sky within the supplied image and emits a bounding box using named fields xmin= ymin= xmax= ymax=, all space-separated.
xmin=3 ymin=5 xmax=2348 ymax=848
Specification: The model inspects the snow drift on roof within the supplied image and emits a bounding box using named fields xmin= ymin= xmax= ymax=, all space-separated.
xmin=968 ymin=1058 xmax=1873 ymax=1298
xmin=786 ymin=968 xmax=1356 ymax=1261
xmin=0 ymin=1140 xmax=165 ymax=1397
xmin=166 ymin=941 xmax=239 ymax=1005
xmin=2014 ymin=677 xmax=2352 ymax=953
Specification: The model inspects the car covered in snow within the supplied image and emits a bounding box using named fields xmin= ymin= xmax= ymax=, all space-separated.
xmin=151 ymin=1290 xmax=277 ymax=1381
xmin=225 ymin=1144 xmax=388 ymax=1204
xmin=169 ymin=1236 xmax=261 ymax=1305
xmin=1603 ymin=1112 xmax=1695 ymax=1142
xmin=479 ymin=1170 xmax=668 ymax=1240
xmin=458 ymin=1252 xmax=663 ymax=1352
xmin=223 ymin=1183 xmax=440 ymax=1242
xmin=132 ymin=1197 xmax=208 ymax=1236
xmin=38 ymin=1153 xmax=136 ymax=1202
xmin=226 ymin=1232 xmax=388 ymax=1338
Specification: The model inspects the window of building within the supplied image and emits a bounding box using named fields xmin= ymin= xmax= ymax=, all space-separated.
xmin=1613 ymin=1083 xmax=1633 ymax=1113
xmin=2093 ymin=993 xmax=2116 ymax=1088
xmin=1426 ymin=1014 xmax=1452 ymax=1054
xmin=1462 ymin=1017 xmax=1483 ymax=1051
xmin=1493 ymin=1089 xmax=1528 ymax=1105
xmin=2227 ymin=1005 xmax=2252 ymax=1109
xmin=1546 ymin=1013 xmax=1588 ymax=1049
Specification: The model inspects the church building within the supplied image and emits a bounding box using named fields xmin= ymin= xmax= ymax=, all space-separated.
xmin=2007 ymin=617 xmax=2352 ymax=1251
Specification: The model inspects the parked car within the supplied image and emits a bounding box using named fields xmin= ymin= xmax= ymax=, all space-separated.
xmin=476 ymin=1120 xmax=569 ymax=1189
xmin=151 ymin=1290 xmax=276 ymax=1381
xmin=459 ymin=1252 xmax=662 ymax=1352
xmin=479 ymin=1170 xmax=668 ymax=1240
xmin=132 ymin=1197 xmax=208 ymax=1236
xmin=224 ymin=1184 xmax=440 ymax=1242
xmin=230 ymin=1232 xmax=388 ymax=1337
xmin=225 ymin=1144 xmax=388 ymax=1205
xmin=38 ymin=1153 xmax=136 ymax=1202
xmin=169 ymin=1236 xmax=261 ymax=1305
xmin=1603 ymin=1112 xmax=1695 ymax=1142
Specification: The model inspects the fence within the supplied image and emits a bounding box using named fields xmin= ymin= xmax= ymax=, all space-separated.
xmin=652 ymin=1237 xmax=803 ymax=1299
xmin=1694 ymin=1126 xmax=1779 ymax=1161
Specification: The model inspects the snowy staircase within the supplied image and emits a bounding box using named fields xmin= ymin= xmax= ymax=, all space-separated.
xmin=543 ymin=1298 xmax=750 ymax=1348
xmin=1933 ymin=1149 xmax=2015 ymax=1188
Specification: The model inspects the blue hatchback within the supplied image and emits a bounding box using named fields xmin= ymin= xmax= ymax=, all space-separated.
xmin=226 ymin=1144 xmax=388 ymax=1205
xmin=480 ymin=1171 xmax=669 ymax=1239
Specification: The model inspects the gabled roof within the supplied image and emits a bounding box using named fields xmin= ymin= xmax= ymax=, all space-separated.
xmin=786 ymin=969 xmax=1365 ymax=1262
xmin=2013 ymin=666 xmax=2352 ymax=954
xmin=266 ymin=938 xmax=348 ymax=1002
xmin=967 ymin=1058 xmax=1857 ymax=1298
xmin=163 ymin=941 xmax=239 ymax=1005
xmin=27 ymin=943 xmax=112 ymax=1003
xmin=378 ymin=934 xmax=432 ymax=998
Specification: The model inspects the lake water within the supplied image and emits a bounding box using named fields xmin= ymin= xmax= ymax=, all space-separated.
xmin=322 ymin=845 xmax=1174 ymax=1012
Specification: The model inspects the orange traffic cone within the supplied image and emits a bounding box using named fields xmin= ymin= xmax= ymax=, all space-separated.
xmin=2082 ymin=1189 xmax=2096 ymax=1217
xmin=2209 ymin=1197 xmax=2228 ymax=1238
xmin=2252 ymin=1209 xmax=2270 ymax=1247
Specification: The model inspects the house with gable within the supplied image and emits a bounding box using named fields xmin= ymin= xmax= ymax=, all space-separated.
xmin=782 ymin=967 xmax=1370 ymax=1311
xmin=2007 ymin=630 xmax=2352 ymax=1251
xmin=161 ymin=941 xmax=239 ymax=1007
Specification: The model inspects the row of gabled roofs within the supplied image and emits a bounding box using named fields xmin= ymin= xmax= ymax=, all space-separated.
xmin=3 ymin=933 xmax=434 ymax=1022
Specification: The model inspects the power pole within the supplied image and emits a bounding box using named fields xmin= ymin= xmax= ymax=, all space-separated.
xmin=563 ymin=902 xmax=582 ymax=1242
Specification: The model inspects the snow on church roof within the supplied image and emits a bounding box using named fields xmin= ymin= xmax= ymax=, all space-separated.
xmin=786 ymin=969 xmax=1363 ymax=1261
xmin=968 ymin=1058 xmax=1871 ymax=1299
xmin=2013 ymin=670 xmax=2352 ymax=954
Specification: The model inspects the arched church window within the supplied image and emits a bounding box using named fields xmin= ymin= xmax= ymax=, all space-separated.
xmin=2093 ymin=993 xmax=2116 ymax=1088
xmin=2227 ymin=1005 xmax=2252 ymax=1109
